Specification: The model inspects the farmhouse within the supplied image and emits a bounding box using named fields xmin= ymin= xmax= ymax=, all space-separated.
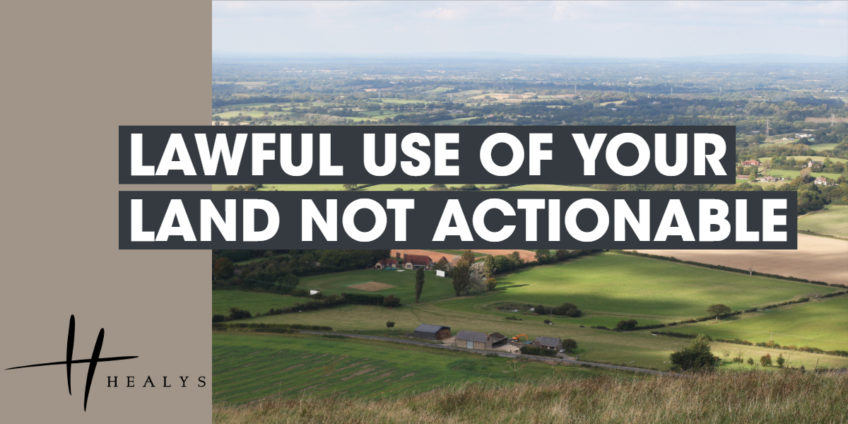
xmin=742 ymin=159 xmax=760 ymax=167
xmin=402 ymin=254 xmax=433 ymax=270
xmin=533 ymin=336 xmax=562 ymax=352
xmin=814 ymin=176 xmax=829 ymax=186
xmin=412 ymin=324 xmax=451 ymax=340
xmin=374 ymin=258 xmax=399 ymax=270
xmin=455 ymin=330 xmax=493 ymax=350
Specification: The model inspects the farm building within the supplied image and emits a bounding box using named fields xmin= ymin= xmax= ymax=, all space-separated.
xmin=533 ymin=336 xmax=562 ymax=352
xmin=455 ymin=330 xmax=493 ymax=350
xmin=374 ymin=258 xmax=399 ymax=270
xmin=489 ymin=332 xmax=508 ymax=347
xmin=413 ymin=324 xmax=451 ymax=340
xmin=741 ymin=159 xmax=760 ymax=167
xmin=402 ymin=254 xmax=433 ymax=270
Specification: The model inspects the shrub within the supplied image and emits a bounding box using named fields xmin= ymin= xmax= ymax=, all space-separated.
xmin=747 ymin=358 xmax=755 ymax=365
xmin=760 ymin=354 xmax=773 ymax=367
xmin=777 ymin=354 xmax=785 ymax=368
xmin=382 ymin=295 xmax=401 ymax=307
xmin=342 ymin=293 xmax=385 ymax=305
xmin=212 ymin=314 xmax=228 ymax=323
xmin=707 ymin=304 xmax=732 ymax=319
xmin=551 ymin=303 xmax=582 ymax=317
xmin=386 ymin=321 xmax=395 ymax=328
xmin=520 ymin=345 xmax=556 ymax=357
xmin=229 ymin=307 xmax=252 ymax=320
xmin=615 ymin=319 xmax=638 ymax=331
xmin=562 ymin=339 xmax=578 ymax=353
xmin=670 ymin=335 xmax=719 ymax=371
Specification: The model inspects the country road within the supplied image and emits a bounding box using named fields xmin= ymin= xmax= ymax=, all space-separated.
xmin=299 ymin=330 xmax=675 ymax=376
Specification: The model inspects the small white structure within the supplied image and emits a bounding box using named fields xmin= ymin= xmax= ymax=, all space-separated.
xmin=309 ymin=289 xmax=321 ymax=296
xmin=436 ymin=270 xmax=446 ymax=278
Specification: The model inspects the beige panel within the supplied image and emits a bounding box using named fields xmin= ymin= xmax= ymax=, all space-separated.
xmin=0 ymin=0 xmax=211 ymax=422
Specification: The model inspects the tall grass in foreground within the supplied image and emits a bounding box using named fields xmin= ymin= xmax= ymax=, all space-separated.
xmin=214 ymin=371 xmax=847 ymax=424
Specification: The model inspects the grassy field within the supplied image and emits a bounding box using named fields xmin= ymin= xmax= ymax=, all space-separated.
xmin=759 ymin=155 xmax=847 ymax=164
xmin=238 ymin=302 xmax=848 ymax=371
xmin=213 ymin=290 xmax=305 ymax=316
xmin=298 ymin=268 xmax=457 ymax=304
xmin=499 ymin=184 xmax=598 ymax=191
xmin=669 ymin=295 xmax=848 ymax=352
xmin=798 ymin=204 xmax=848 ymax=239
xmin=213 ymin=183 xmax=598 ymax=192
xmin=761 ymin=168 xmax=843 ymax=180
xmin=258 ymin=184 xmax=351 ymax=191
xmin=231 ymin=253 xmax=846 ymax=370
xmin=359 ymin=184 xmax=496 ymax=191
xmin=810 ymin=143 xmax=840 ymax=152
xmin=213 ymin=332 xmax=612 ymax=404
xmin=214 ymin=371 xmax=848 ymax=424
xmin=453 ymin=253 xmax=838 ymax=326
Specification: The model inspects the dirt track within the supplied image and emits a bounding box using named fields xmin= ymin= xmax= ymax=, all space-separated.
xmin=636 ymin=234 xmax=848 ymax=286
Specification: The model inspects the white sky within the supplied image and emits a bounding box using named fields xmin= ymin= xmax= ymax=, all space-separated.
xmin=213 ymin=1 xmax=848 ymax=60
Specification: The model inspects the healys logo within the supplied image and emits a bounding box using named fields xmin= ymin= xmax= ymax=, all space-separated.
xmin=5 ymin=315 xmax=138 ymax=411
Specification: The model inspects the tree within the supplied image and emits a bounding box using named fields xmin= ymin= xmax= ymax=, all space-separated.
xmin=707 ymin=304 xmax=732 ymax=319
xmin=212 ymin=257 xmax=234 ymax=281
xmin=776 ymin=354 xmax=785 ymax=368
xmin=615 ymin=319 xmax=638 ymax=331
xmin=670 ymin=335 xmax=718 ymax=371
xmin=383 ymin=295 xmax=401 ymax=307
xmin=271 ymin=273 xmax=299 ymax=294
xmin=435 ymin=257 xmax=450 ymax=272
xmin=562 ymin=339 xmax=578 ymax=353
xmin=760 ymin=354 xmax=772 ymax=367
xmin=482 ymin=255 xmax=495 ymax=278
xmin=386 ymin=321 xmax=395 ymax=329
xmin=747 ymin=358 xmax=755 ymax=366
xmin=535 ymin=249 xmax=550 ymax=263
xmin=415 ymin=268 xmax=425 ymax=303
xmin=451 ymin=251 xmax=476 ymax=296
xmin=551 ymin=302 xmax=582 ymax=317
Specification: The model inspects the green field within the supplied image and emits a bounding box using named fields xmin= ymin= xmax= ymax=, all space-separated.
xmin=671 ymin=295 xmax=848 ymax=352
xmin=213 ymin=290 xmax=305 ymax=316
xmin=499 ymin=184 xmax=598 ymax=191
xmin=213 ymin=332 xmax=611 ymax=404
xmin=450 ymin=253 xmax=837 ymax=326
xmin=239 ymin=302 xmax=848 ymax=371
xmin=214 ymin=183 xmax=599 ymax=192
xmin=258 ymin=184 xmax=351 ymax=191
xmin=810 ymin=143 xmax=840 ymax=152
xmin=761 ymin=168 xmax=843 ymax=180
xmin=235 ymin=253 xmax=846 ymax=370
xmin=798 ymin=205 xmax=848 ymax=239
xmin=759 ymin=155 xmax=847 ymax=164
xmin=360 ymin=184 xmax=490 ymax=191
xmin=299 ymin=268 xmax=457 ymax=304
